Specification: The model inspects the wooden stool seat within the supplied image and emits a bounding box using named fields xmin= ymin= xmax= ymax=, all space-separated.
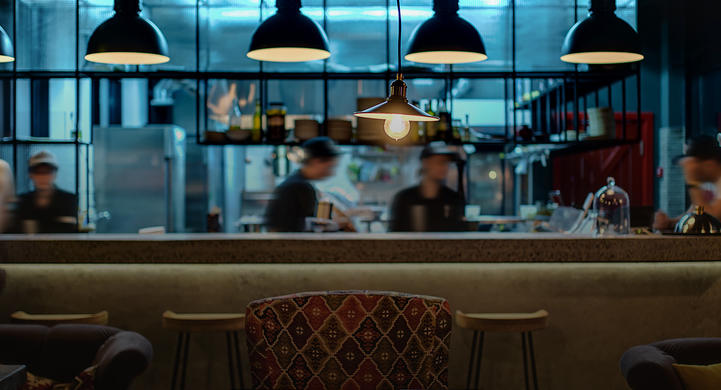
xmin=162 ymin=311 xmax=245 ymax=333
xmin=11 ymin=310 xmax=108 ymax=326
xmin=456 ymin=310 xmax=549 ymax=333
xmin=457 ymin=309 xmax=549 ymax=390
xmin=163 ymin=310 xmax=246 ymax=390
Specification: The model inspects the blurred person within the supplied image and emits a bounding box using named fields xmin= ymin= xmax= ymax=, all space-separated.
xmin=15 ymin=151 xmax=78 ymax=233
xmin=265 ymin=137 xmax=341 ymax=232
xmin=0 ymin=159 xmax=14 ymax=232
xmin=390 ymin=143 xmax=465 ymax=232
xmin=654 ymin=135 xmax=721 ymax=230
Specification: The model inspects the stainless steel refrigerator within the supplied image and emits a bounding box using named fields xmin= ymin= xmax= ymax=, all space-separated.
xmin=93 ymin=125 xmax=186 ymax=233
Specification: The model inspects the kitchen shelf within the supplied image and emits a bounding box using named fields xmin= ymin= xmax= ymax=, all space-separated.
xmin=0 ymin=138 xmax=91 ymax=146
xmin=197 ymin=138 xmax=508 ymax=151
xmin=514 ymin=70 xmax=635 ymax=111
xmin=546 ymin=138 xmax=640 ymax=156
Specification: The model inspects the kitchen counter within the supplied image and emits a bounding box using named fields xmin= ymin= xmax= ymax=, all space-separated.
xmin=1 ymin=232 xmax=719 ymax=263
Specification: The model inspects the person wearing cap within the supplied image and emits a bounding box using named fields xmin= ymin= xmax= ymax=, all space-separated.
xmin=389 ymin=142 xmax=465 ymax=232
xmin=265 ymin=137 xmax=341 ymax=232
xmin=15 ymin=151 xmax=78 ymax=234
xmin=654 ymin=134 xmax=721 ymax=230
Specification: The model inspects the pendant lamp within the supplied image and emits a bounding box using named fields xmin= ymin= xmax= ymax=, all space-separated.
xmin=561 ymin=0 xmax=643 ymax=64
xmin=247 ymin=0 xmax=330 ymax=62
xmin=405 ymin=0 xmax=487 ymax=64
xmin=355 ymin=0 xmax=439 ymax=141
xmin=0 ymin=25 xmax=14 ymax=63
xmin=86 ymin=0 xmax=169 ymax=65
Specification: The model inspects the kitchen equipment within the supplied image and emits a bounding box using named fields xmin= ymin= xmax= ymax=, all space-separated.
xmin=356 ymin=98 xmax=385 ymax=143
xmin=326 ymin=118 xmax=353 ymax=143
xmin=593 ymin=177 xmax=630 ymax=236
xmin=94 ymin=125 xmax=186 ymax=233
xmin=226 ymin=128 xmax=252 ymax=142
xmin=266 ymin=102 xmax=287 ymax=143
xmin=673 ymin=205 xmax=721 ymax=235
xmin=294 ymin=119 xmax=320 ymax=141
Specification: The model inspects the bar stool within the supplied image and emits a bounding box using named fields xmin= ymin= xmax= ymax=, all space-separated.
xmin=456 ymin=309 xmax=549 ymax=390
xmin=162 ymin=311 xmax=245 ymax=390
xmin=10 ymin=310 xmax=109 ymax=326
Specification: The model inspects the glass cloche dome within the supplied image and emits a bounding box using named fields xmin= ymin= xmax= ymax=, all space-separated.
xmin=593 ymin=177 xmax=630 ymax=236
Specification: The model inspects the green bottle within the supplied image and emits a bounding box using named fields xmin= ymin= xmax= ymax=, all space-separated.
xmin=252 ymin=101 xmax=262 ymax=142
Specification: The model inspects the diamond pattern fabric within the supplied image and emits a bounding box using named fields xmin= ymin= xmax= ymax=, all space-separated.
xmin=246 ymin=291 xmax=451 ymax=390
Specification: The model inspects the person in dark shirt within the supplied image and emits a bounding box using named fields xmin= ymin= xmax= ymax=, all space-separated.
xmin=390 ymin=143 xmax=465 ymax=232
xmin=265 ymin=137 xmax=341 ymax=232
xmin=15 ymin=151 xmax=78 ymax=234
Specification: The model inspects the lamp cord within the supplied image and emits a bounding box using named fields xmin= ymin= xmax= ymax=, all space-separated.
xmin=397 ymin=0 xmax=402 ymax=79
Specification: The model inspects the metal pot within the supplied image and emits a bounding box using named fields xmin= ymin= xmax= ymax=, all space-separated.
xmin=674 ymin=205 xmax=721 ymax=235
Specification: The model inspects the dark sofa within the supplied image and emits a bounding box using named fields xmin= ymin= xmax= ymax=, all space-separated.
xmin=620 ymin=338 xmax=721 ymax=390
xmin=0 ymin=324 xmax=152 ymax=390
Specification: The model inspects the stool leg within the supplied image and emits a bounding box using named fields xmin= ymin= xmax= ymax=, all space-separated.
xmin=528 ymin=332 xmax=539 ymax=390
xmin=474 ymin=331 xmax=484 ymax=390
xmin=171 ymin=332 xmax=185 ymax=390
xmin=521 ymin=332 xmax=530 ymax=390
xmin=180 ymin=333 xmax=190 ymax=390
xmin=466 ymin=331 xmax=478 ymax=390
xmin=226 ymin=332 xmax=237 ymax=390
xmin=233 ymin=331 xmax=245 ymax=390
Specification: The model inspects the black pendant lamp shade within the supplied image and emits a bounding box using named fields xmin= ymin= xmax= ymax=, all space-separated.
xmin=406 ymin=0 xmax=487 ymax=64
xmin=247 ymin=0 xmax=330 ymax=62
xmin=355 ymin=76 xmax=439 ymax=122
xmin=0 ymin=25 xmax=14 ymax=63
xmin=85 ymin=0 xmax=169 ymax=65
xmin=355 ymin=0 xmax=438 ymax=142
xmin=561 ymin=0 xmax=642 ymax=64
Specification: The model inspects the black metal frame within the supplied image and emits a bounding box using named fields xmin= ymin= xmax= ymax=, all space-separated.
xmin=466 ymin=330 xmax=540 ymax=390
xmin=0 ymin=0 xmax=642 ymax=226
xmin=170 ymin=331 xmax=245 ymax=390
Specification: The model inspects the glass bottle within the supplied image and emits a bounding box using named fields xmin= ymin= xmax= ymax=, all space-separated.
xmin=426 ymin=100 xmax=437 ymax=141
xmin=462 ymin=114 xmax=471 ymax=143
xmin=228 ymin=97 xmax=242 ymax=132
xmin=593 ymin=177 xmax=630 ymax=236
xmin=252 ymin=101 xmax=263 ymax=142
xmin=266 ymin=102 xmax=287 ymax=144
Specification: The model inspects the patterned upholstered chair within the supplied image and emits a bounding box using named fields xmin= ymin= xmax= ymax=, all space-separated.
xmin=245 ymin=291 xmax=452 ymax=390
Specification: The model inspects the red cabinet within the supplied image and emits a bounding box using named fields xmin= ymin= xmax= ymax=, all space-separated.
xmin=551 ymin=112 xmax=655 ymax=208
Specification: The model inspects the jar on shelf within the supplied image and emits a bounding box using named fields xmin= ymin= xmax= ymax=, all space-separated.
xmin=266 ymin=102 xmax=287 ymax=143
xmin=593 ymin=177 xmax=630 ymax=236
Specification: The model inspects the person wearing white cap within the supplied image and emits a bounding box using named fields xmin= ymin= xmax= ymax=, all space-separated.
xmin=15 ymin=151 xmax=77 ymax=233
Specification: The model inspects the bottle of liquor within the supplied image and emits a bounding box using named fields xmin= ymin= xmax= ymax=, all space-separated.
xmin=462 ymin=114 xmax=472 ymax=143
xmin=426 ymin=100 xmax=437 ymax=142
xmin=252 ymin=101 xmax=262 ymax=142
xmin=228 ymin=98 xmax=242 ymax=132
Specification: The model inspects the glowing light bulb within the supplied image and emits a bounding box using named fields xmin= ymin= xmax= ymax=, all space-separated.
xmin=383 ymin=115 xmax=411 ymax=141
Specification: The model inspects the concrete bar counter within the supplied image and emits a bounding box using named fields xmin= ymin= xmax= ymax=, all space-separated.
xmin=1 ymin=233 xmax=721 ymax=389
xmin=1 ymin=232 xmax=720 ymax=263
